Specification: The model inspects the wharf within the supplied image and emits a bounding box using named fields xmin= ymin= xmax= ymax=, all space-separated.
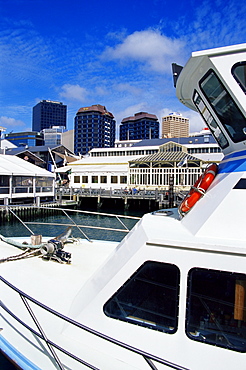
xmin=55 ymin=187 xmax=185 ymax=211
xmin=0 ymin=200 xmax=77 ymax=224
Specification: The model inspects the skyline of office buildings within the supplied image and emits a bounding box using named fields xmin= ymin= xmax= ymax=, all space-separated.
xmin=3 ymin=100 xmax=195 ymax=155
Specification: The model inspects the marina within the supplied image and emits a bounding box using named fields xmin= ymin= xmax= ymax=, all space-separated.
xmin=1 ymin=43 xmax=246 ymax=369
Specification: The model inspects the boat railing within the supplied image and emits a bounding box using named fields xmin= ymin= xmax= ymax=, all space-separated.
xmin=4 ymin=205 xmax=141 ymax=242
xmin=0 ymin=276 xmax=188 ymax=370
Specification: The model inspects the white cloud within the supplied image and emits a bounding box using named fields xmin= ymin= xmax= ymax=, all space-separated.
xmin=102 ymin=30 xmax=185 ymax=73
xmin=0 ymin=116 xmax=26 ymax=129
xmin=114 ymin=103 xmax=148 ymax=123
xmin=59 ymin=84 xmax=88 ymax=102
xmin=114 ymin=83 xmax=142 ymax=95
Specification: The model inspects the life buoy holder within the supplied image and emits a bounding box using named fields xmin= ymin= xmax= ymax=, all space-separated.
xmin=179 ymin=163 xmax=218 ymax=215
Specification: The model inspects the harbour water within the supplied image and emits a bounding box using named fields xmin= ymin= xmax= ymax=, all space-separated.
xmin=0 ymin=208 xmax=145 ymax=368
xmin=0 ymin=208 xmax=143 ymax=240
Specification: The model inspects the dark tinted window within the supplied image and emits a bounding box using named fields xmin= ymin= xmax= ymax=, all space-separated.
xmin=186 ymin=268 xmax=246 ymax=352
xmin=193 ymin=90 xmax=228 ymax=149
xmin=200 ymin=70 xmax=246 ymax=143
xmin=232 ymin=62 xmax=246 ymax=94
xmin=104 ymin=261 xmax=180 ymax=333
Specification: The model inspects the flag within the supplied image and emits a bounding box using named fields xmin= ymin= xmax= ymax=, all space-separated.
xmin=177 ymin=156 xmax=188 ymax=167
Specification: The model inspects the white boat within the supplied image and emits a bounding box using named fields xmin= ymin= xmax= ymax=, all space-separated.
xmin=1 ymin=42 xmax=246 ymax=369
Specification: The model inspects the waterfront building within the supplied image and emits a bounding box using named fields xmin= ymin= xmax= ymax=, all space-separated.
xmin=0 ymin=139 xmax=17 ymax=154
xmin=5 ymin=144 xmax=75 ymax=170
xmin=5 ymin=131 xmax=44 ymax=147
xmin=74 ymin=104 xmax=116 ymax=156
xmin=114 ymin=139 xmax=141 ymax=148
xmin=57 ymin=132 xmax=223 ymax=191
xmin=162 ymin=112 xmax=189 ymax=138
xmin=0 ymin=154 xmax=55 ymax=205
xmin=32 ymin=100 xmax=67 ymax=132
xmin=119 ymin=112 xmax=159 ymax=141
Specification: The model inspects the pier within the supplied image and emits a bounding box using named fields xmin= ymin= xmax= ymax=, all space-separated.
xmin=0 ymin=187 xmax=185 ymax=224
xmin=0 ymin=201 xmax=77 ymax=224
xmin=55 ymin=187 xmax=185 ymax=211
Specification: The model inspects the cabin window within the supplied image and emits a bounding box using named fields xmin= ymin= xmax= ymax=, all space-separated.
xmin=92 ymin=176 xmax=98 ymax=183
xmin=100 ymin=176 xmax=107 ymax=183
xmin=111 ymin=176 xmax=118 ymax=184
xmin=74 ymin=176 xmax=80 ymax=183
xmin=186 ymin=268 xmax=246 ymax=352
xmin=104 ymin=261 xmax=180 ymax=333
xmin=193 ymin=90 xmax=228 ymax=149
xmin=232 ymin=62 xmax=246 ymax=94
xmin=200 ymin=69 xmax=246 ymax=143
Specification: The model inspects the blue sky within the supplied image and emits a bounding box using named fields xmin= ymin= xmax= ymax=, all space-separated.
xmin=1 ymin=0 xmax=246 ymax=138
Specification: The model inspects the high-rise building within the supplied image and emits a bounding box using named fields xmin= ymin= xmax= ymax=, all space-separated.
xmin=32 ymin=100 xmax=67 ymax=132
xmin=119 ymin=112 xmax=159 ymax=141
xmin=74 ymin=104 xmax=116 ymax=155
xmin=161 ymin=112 xmax=189 ymax=138
xmin=42 ymin=126 xmax=64 ymax=146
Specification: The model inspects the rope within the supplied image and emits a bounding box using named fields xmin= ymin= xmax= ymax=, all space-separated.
xmin=0 ymin=248 xmax=42 ymax=264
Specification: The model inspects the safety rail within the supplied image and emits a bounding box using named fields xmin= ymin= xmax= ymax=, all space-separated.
xmin=0 ymin=276 xmax=188 ymax=370
xmin=5 ymin=206 xmax=141 ymax=242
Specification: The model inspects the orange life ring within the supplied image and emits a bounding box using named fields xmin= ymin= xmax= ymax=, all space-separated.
xmin=179 ymin=163 xmax=218 ymax=214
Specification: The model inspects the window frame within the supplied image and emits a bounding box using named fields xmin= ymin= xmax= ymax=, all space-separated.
xmin=103 ymin=261 xmax=180 ymax=334
xmin=199 ymin=69 xmax=246 ymax=143
xmin=186 ymin=267 xmax=246 ymax=353
xmin=232 ymin=61 xmax=246 ymax=94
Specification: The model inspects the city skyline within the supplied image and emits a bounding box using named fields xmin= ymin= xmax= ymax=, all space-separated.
xmin=1 ymin=0 xmax=246 ymax=137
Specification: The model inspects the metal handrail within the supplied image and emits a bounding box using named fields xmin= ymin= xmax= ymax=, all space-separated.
xmin=4 ymin=206 xmax=140 ymax=241
xmin=1 ymin=276 xmax=188 ymax=370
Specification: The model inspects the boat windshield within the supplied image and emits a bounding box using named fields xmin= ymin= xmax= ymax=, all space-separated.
xmin=232 ymin=62 xmax=246 ymax=94
xmin=200 ymin=70 xmax=246 ymax=143
xmin=193 ymin=90 xmax=228 ymax=149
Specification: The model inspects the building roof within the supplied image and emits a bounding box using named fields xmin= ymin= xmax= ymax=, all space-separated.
xmin=55 ymin=154 xmax=140 ymax=173
xmin=121 ymin=112 xmax=158 ymax=123
xmin=0 ymin=155 xmax=55 ymax=177
xmin=76 ymin=104 xmax=114 ymax=118
xmin=5 ymin=144 xmax=73 ymax=155
xmin=132 ymin=135 xmax=217 ymax=147
xmin=129 ymin=151 xmax=201 ymax=164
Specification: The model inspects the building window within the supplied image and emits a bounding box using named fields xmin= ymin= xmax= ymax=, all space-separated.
xmin=120 ymin=176 xmax=127 ymax=184
xmin=111 ymin=176 xmax=118 ymax=184
xmin=92 ymin=176 xmax=98 ymax=183
xmin=82 ymin=176 xmax=88 ymax=183
xmin=74 ymin=176 xmax=80 ymax=183
xmin=104 ymin=261 xmax=180 ymax=333
xmin=100 ymin=176 xmax=107 ymax=183
xmin=186 ymin=268 xmax=246 ymax=352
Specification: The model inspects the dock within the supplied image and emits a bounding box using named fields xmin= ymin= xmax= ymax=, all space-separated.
xmin=55 ymin=187 xmax=185 ymax=211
